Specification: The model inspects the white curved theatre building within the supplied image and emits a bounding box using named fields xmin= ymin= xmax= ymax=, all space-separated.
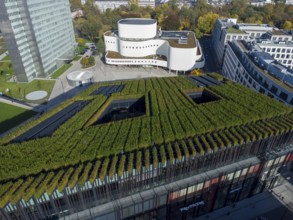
xmin=104 ymin=18 xmax=205 ymax=72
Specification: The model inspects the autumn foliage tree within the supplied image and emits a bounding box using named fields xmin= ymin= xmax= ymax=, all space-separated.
xmin=72 ymin=0 xmax=293 ymax=42
xmin=195 ymin=12 xmax=220 ymax=38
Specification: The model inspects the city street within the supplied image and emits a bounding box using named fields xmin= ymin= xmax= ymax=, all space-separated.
xmin=199 ymin=37 xmax=221 ymax=73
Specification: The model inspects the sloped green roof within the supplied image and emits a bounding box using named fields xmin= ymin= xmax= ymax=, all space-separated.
xmin=0 ymin=76 xmax=292 ymax=207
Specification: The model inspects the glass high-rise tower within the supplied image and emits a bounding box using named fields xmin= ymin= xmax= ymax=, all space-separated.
xmin=0 ymin=0 xmax=76 ymax=82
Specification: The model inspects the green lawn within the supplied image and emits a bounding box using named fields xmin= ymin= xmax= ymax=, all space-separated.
xmin=0 ymin=102 xmax=36 ymax=135
xmin=0 ymin=79 xmax=55 ymax=102
xmin=226 ymin=27 xmax=245 ymax=34
xmin=73 ymin=55 xmax=82 ymax=61
xmin=2 ymin=55 xmax=10 ymax=61
xmin=76 ymin=45 xmax=88 ymax=54
xmin=0 ymin=57 xmax=14 ymax=82
xmin=0 ymin=55 xmax=55 ymax=102
xmin=50 ymin=64 xmax=73 ymax=79
xmin=0 ymin=56 xmax=54 ymax=103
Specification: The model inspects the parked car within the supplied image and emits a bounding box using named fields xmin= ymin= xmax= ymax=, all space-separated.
xmin=80 ymin=49 xmax=88 ymax=55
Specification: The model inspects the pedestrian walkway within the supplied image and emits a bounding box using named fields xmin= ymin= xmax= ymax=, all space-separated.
xmin=195 ymin=179 xmax=293 ymax=220
xmin=48 ymin=54 xmax=174 ymax=110
xmin=0 ymin=51 xmax=8 ymax=61
xmin=0 ymin=96 xmax=36 ymax=111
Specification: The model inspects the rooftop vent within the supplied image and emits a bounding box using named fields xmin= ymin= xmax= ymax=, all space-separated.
xmin=178 ymin=37 xmax=188 ymax=44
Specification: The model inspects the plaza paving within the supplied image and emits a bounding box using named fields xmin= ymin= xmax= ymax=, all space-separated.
xmin=195 ymin=178 xmax=293 ymax=220
xmin=48 ymin=53 xmax=175 ymax=110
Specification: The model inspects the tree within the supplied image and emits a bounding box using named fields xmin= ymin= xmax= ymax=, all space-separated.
xmin=76 ymin=38 xmax=85 ymax=46
xmin=69 ymin=0 xmax=82 ymax=11
xmin=228 ymin=0 xmax=248 ymax=21
xmin=168 ymin=0 xmax=179 ymax=11
xmin=72 ymin=0 xmax=103 ymax=42
xmin=194 ymin=0 xmax=213 ymax=20
xmin=128 ymin=1 xmax=139 ymax=11
xmin=190 ymin=69 xmax=203 ymax=76
xmin=81 ymin=57 xmax=89 ymax=67
xmin=178 ymin=6 xmax=194 ymax=30
xmin=89 ymin=56 xmax=95 ymax=65
xmin=162 ymin=13 xmax=180 ymax=30
xmin=97 ymin=39 xmax=105 ymax=54
xmin=79 ymin=20 xmax=102 ymax=42
xmin=283 ymin=21 xmax=292 ymax=30
xmin=195 ymin=12 xmax=220 ymax=38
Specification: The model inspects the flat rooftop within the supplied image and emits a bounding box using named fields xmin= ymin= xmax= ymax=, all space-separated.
xmin=161 ymin=31 xmax=188 ymax=39
xmin=272 ymin=30 xmax=290 ymax=36
xmin=226 ymin=26 xmax=246 ymax=34
xmin=161 ymin=31 xmax=196 ymax=48
xmin=118 ymin=18 xmax=156 ymax=25
xmin=257 ymin=40 xmax=293 ymax=47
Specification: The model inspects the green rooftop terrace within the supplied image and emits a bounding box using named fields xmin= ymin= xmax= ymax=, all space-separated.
xmin=0 ymin=76 xmax=292 ymax=207
xmin=226 ymin=26 xmax=245 ymax=34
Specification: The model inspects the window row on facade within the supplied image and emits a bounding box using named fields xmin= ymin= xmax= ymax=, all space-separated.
xmin=108 ymin=59 xmax=159 ymax=64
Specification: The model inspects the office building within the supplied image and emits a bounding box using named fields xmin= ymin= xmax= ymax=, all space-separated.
xmin=222 ymin=40 xmax=293 ymax=106
xmin=0 ymin=0 xmax=76 ymax=82
xmin=212 ymin=18 xmax=293 ymax=69
xmin=250 ymin=0 xmax=272 ymax=6
xmin=95 ymin=0 xmax=155 ymax=12
xmin=256 ymin=32 xmax=293 ymax=69
xmin=212 ymin=18 xmax=273 ymax=66
xmin=0 ymin=76 xmax=292 ymax=219
xmin=207 ymin=0 xmax=273 ymax=6
xmin=104 ymin=18 xmax=205 ymax=73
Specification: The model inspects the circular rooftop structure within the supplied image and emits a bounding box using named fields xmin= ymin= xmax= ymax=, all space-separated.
xmin=67 ymin=71 xmax=94 ymax=87
xmin=118 ymin=18 xmax=156 ymax=25
xmin=26 ymin=91 xmax=48 ymax=101
xmin=118 ymin=18 xmax=157 ymax=40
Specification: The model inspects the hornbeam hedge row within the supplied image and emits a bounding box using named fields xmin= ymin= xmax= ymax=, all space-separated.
xmin=0 ymin=77 xmax=292 ymax=208
xmin=0 ymin=113 xmax=292 ymax=207
xmin=79 ymin=76 xmax=196 ymax=97
xmin=0 ymin=86 xmax=291 ymax=180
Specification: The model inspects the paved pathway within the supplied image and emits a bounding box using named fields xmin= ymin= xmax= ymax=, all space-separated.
xmin=195 ymin=178 xmax=293 ymax=220
xmin=48 ymin=53 xmax=175 ymax=110
xmin=0 ymin=96 xmax=37 ymax=111
xmin=0 ymin=51 xmax=8 ymax=61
